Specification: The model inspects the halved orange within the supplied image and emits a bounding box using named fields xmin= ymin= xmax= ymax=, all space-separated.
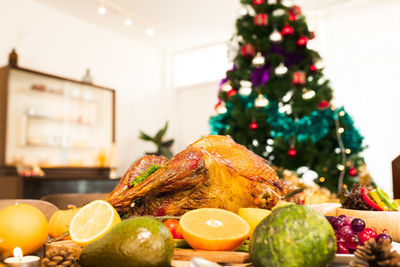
xmin=69 ymin=200 xmax=121 ymax=246
xmin=179 ymin=208 xmax=250 ymax=251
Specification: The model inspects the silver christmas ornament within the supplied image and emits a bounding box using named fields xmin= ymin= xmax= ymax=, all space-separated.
xmin=252 ymin=52 xmax=265 ymax=67
xmin=269 ymin=28 xmax=282 ymax=42
xmin=274 ymin=63 xmax=288 ymax=76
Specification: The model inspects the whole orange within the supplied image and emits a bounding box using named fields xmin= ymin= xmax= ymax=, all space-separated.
xmin=0 ymin=203 xmax=48 ymax=257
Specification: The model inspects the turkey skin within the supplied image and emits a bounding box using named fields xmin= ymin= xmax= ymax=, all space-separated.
xmin=106 ymin=135 xmax=296 ymax=215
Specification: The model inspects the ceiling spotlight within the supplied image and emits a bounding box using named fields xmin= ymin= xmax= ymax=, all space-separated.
xmin=124 ymin=18 xmax=132 ymax=26
xmin=146 ymin=28 xmax=154 ymax=36
xmin=98 ymin=6 xmax=106 ymax=15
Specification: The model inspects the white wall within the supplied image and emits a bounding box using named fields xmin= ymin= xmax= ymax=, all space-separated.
xmin=0 ymin=0 xmax=171 ymax=176
xmin=305 ymin=0 xmax=400 ymax=195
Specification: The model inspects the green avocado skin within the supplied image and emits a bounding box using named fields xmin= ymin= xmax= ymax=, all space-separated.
xmin=79 ymin=217 xmax=174 ymax=267
xmin=250 ymin=205 xmax=336 ymax=267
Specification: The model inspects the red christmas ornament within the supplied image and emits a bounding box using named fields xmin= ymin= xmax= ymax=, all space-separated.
xmin=288 ymin=146 xmax=297 ymax=157
xmin=292 ymin=5 xmax=302 ymax=15
xmin=249 ymin=121 xmax=258 ymax=130
xmin=253 ymin=0 xmax=264 ymax=4
xmin=281 ymin=25 xmax=294 ymax=36
xmin=289 ymin=11 xmax=297 ymax=21
xmin=241 ymin=43 xmax=256 ymax=57
xmin=310 ymin=65 xmax=317 ymax=71
xmin=292 ymin=71 xmax=306 ymax=85
xmin=297 ymin=36 xmax=309 ymax=47
xmin=317 ymin=100 xmax=330 ymax=109
xmin=309 ymin=31 xmax=316 ymax=39
xmin=254 ymin=13 xmax=268 ymax=26
xmin=349 ymin=167 xmax=357 ymax=176
xmin=227 ymin=89 xmax=237 ymax=97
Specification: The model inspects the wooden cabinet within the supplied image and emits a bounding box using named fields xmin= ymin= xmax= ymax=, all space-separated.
xmin=0 ymin=65 xmax=115 ymax=169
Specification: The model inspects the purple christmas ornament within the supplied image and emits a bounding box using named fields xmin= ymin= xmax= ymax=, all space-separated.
xmin=251 ymin=66 xmax=270 ymax=87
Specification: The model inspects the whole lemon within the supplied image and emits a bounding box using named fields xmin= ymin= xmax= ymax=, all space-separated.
xmin=0 ymin=203 xmax=48 ymax=257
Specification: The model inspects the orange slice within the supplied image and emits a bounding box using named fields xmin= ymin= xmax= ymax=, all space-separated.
xmin=179 ymin=208 xmax=250 ymax=251
xmin=69 ymin=200 xmax=121 ymax=246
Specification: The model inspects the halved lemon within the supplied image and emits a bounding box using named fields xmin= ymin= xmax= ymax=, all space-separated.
xmin=69 ymin=200 xmax=121 ymax=246
xmin=238 ymin=208 xmax=271 ymax=237
xmin=179 ymin=208 xmax=250 ymax=251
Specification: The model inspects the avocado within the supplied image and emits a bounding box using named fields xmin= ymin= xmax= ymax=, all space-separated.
xmin=79 ymin=217 xmax=174 ymax=267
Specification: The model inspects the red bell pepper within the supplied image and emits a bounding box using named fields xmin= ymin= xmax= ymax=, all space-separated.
xmin=360 ymin=187 xmax=383 ymax=211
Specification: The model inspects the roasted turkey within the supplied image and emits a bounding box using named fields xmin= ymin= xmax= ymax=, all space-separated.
xmin=106 ymin=135 xmax=297 ymax=216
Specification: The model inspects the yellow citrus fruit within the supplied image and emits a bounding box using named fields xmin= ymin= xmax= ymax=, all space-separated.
xmin=69 ymin=200 xmax=121 ymax=246
xmin=48 ymin=205 xmax=80 ymax=240
xmin=238 ymin=208 xmax=271 ymax=236
xmin=0 ymin=203 xmax=48 ymax=256
xmin=179 ymin=208 xmax=250 ymax=251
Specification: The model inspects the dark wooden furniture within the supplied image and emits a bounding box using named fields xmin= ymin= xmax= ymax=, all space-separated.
xmin=393 ymin=155 xmax=400 ymax=198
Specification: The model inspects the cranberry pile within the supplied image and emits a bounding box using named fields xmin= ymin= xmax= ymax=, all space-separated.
xmin=327 ymin=215 xmax=392 ymax=254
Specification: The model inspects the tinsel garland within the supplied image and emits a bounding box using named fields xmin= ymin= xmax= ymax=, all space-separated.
xmin=209 ymin=96 xmax=364 ymax=153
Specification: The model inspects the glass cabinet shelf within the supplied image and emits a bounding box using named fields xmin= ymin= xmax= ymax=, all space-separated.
xmin=0 ymin=65 xmax=115 ymax=168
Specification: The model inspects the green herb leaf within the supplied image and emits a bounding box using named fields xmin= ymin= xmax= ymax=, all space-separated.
xmin=130 ymin=164 xmax=162 ymax=187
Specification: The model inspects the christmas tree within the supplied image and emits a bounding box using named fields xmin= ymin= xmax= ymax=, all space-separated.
xmin=209 ymin=0 xmax=366 ymax=192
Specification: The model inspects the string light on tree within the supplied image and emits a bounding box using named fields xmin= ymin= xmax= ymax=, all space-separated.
xmin=302 ymin=88 xmax=316 ymax=100
xmin=275 ymin=63 xmax=288 ymax=76
xmin=239 ymin=80 xmax=253 ymax=96
xmin=337 ymin=127 xmax=345 ymax=134
xmin=252 ymin=52 xmax=265 ymax=67
xmin=255 ymin=93 xmax=269 ymax=108
xmin=337 ymin=164 xmax=345 ymax=171
xmin=345 ymin=148 xmax=351 ymax=154
xmin=269 ymin=28 xmax=282 ymax=42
